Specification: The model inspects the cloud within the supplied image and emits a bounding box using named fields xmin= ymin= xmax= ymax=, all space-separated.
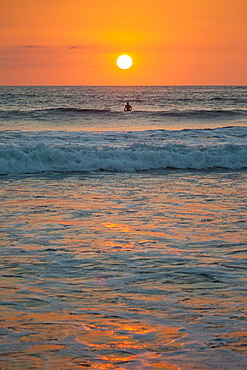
xmin=0 ymin=22 xmax=26 ymax=28
xmin=15 ymin=45 xmax=44 ymax=49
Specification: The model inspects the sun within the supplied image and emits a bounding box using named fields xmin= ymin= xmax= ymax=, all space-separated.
xmin=116 ymin=55 xmax=133 ymax=69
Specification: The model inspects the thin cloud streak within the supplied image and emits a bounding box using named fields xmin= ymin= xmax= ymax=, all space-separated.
xmin=0 ymin=22 xmax=26 ymax=28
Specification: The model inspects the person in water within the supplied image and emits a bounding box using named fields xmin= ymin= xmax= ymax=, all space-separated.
xmin=124 ymin=101 xmax=132 ymax=111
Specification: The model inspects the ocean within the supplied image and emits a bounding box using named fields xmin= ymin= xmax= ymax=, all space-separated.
xmin=0 ymin=86 xmax=246 ymax=369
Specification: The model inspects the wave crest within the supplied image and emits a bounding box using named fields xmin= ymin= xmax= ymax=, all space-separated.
xmin=1 ymin=143 xmax=246 ymax=175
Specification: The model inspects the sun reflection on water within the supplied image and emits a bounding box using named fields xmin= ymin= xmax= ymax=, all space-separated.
xmin=0 ymin=171 xmax=246 ymax=369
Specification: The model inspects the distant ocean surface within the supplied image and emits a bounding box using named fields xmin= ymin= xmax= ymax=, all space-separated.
xmin=0 ymin=86 xmax=247 ymax=369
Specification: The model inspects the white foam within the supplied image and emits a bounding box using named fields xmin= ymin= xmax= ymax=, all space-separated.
xmin=1 ymin=141 xmax=246 ymax=175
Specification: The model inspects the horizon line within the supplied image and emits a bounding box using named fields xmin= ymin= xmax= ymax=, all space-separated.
xmin=0 ymin=84 xmax=246 ymax=87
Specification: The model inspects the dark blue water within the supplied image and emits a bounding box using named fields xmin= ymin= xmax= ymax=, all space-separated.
xmin=0 ymin=86 xmax=246 ymax=370
xmin=0 ymin=86 xmax=246 ymax=131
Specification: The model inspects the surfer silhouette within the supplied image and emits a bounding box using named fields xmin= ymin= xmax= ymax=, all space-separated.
xmin=124 ymin=101 xmax=132 ymax=111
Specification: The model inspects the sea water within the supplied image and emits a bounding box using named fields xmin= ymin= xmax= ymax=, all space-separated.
xmin=0 ymin=86 xmax=246 ymax=369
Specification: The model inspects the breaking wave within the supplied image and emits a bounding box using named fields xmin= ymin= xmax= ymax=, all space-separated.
xmin=1 ymin=142 xmax=246 ymax=175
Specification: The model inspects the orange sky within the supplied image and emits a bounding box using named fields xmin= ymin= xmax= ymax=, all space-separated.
xmin=1 ymin=0 xmax=246 ymax=85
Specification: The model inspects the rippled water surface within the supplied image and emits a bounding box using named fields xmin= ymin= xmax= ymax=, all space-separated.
xmin=0 ymin=170 xmax=246 ymax=369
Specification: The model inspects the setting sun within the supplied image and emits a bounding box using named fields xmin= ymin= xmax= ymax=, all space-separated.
xmin=116 ymin=55 xmax=133 ymax=70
